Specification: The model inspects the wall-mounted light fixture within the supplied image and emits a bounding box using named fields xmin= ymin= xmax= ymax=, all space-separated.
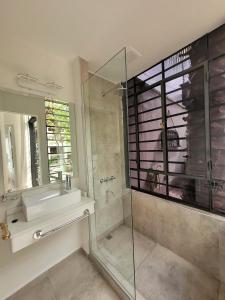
xmin=16 ymin=73 xmax=64 ymax=97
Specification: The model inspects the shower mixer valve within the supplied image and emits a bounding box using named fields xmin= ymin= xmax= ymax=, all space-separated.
xmin=100 ymin=176 xmax=116 ymax=183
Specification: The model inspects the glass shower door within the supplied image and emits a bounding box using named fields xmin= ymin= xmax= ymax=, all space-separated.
xmin=83 ymin=49 xmax=136 ymax=299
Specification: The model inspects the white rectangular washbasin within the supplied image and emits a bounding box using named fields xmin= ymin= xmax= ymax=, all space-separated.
xmin=22 ymin=188 xmax=81 ymax=221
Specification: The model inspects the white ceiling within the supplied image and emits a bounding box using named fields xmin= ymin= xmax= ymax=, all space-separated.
xmin=0 ymin=0 xmax=225 ymax=78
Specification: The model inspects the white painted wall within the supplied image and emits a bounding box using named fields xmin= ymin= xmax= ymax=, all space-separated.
xmin=0 ymin=37 xmax=74 ymax=102
xmin=0 ymin=222 xmax=83 ymax=299
xmin=0 ymin=42 xmax=89 ymax=299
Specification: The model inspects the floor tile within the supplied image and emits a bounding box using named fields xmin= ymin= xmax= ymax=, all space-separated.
xmin=133 ymin=229 xmax=156 ymax=270
xmin=219 ymin=282 xmax=225 ymax=300
xmin=135 ymin=243 xmax=219 ymax=300
xmin=100 ymin=224 xmax=221 ymax=300
xmin=98 ymin=225 xmax=135 ymax=281
xmin=7 ymin=276 xmax=56 ymax=300
xmin=7 ymin=250 xmax=121 ymax=300
xmin=7 ymin=225 xmax=222 ymax=300
xmin=48 ymin=250 xmax=120 ymax=300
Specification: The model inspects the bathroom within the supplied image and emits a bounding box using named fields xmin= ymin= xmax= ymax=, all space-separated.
xmin=0 ymin=1 xmax=225 ymax=300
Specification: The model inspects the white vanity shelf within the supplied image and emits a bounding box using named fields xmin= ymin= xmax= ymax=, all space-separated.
xmin=7 ymin=196 xmax=94 ymax=253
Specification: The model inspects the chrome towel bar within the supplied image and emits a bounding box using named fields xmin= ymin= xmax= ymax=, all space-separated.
xmin=33 ymin=209 xmax=90 ymax=240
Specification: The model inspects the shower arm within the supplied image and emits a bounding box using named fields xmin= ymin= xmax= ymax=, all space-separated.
xmin=102 ymin=83 xmax=126 ymax=97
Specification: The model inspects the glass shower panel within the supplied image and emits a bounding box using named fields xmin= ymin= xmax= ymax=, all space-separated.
xmin=83 ymin=49 xmax=136 ymax=298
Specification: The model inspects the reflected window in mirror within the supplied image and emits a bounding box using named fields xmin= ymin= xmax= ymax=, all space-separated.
xmin=45 ymin=100 xmax=73 ymax=183
xmin=0 ymin=112 xmax=40 ymax=193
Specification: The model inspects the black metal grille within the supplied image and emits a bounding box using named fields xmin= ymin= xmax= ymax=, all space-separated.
xmin=127 ymin=23 xmax=225 ymax=216
xmin=45 ymin=99 xmax=73 ymax=182
xmin=161 ymin=129 xmax=180 ymax=149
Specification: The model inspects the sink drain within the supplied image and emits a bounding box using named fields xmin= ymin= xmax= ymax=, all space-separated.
xmin=11 ymin=219 xmax=18 ymax=223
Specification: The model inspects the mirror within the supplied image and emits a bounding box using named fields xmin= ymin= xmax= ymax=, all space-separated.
xmin=0 ymin=112 xmax=39 ymax=192
xmin=0 ymin=90 xmax=76 ymax=195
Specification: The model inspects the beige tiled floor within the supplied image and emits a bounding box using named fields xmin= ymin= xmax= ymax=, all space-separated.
xmin=99 ymin=225 xmax=221 ymax=300
xmin=7 ymin=225 xmax=223 ymax=300
xmin=7 ymin=250 xmax=121 ymax=300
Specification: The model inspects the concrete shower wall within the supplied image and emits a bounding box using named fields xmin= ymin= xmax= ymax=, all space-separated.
xmin=132 ymin=190 xmax=225 ymax=286
xmin=88 ymin=74 xmax=127 ymax=238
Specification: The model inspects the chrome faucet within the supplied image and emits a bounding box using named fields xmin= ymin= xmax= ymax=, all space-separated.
xmin=65 ymin=174 xmax=72 ymax=190
xmin=49 ymin=172 xmax=71 ymax=191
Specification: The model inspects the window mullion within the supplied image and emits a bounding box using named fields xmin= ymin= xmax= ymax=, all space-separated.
xmin=204 ymin=61 xmax=213 ymax=211
xmin=133 ymin=78 xmax=141 ymax=189
xmin=161 ymin=62 xmax=169 ymax=197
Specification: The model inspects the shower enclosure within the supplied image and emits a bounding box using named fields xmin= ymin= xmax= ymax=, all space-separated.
xmin=83 ymin=49 xmax=136 ymax=299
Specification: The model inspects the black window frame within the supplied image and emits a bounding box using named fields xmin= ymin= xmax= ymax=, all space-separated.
xmin=127 ymin=23 xmax=225 ymax=217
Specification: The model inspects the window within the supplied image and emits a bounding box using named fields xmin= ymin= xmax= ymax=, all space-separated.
xmin=45 ymin=99 xmax=73 ymax=182
xmin=127 ymin=23 xmax=225 ymax=216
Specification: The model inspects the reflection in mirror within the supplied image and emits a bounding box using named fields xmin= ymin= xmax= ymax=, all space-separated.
xmin=0 ymin=112 xmax=40 ymax=193
xmin=0 ymin=90 xmax=76 ymax=195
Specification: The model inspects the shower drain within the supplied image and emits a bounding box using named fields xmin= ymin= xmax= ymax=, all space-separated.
xmin=106 ymin=234 xmax=113 ymax=240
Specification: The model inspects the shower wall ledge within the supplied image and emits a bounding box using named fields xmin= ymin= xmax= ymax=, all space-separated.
xmin=132 ymin=190 xmax=225 ymax=284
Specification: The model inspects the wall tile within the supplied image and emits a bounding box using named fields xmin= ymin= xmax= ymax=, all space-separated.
xmin=132 ymin=191 xmax=158 ymax=242
xmin=135 ymin=243 xmax=219 ymax=300
xmin=218 ymin=221 xmax=225 ymax=283
xmin=133 ymin=191 xmax=224 ymax=283
xmin=219 ymin=282 xmax=225 ymax=300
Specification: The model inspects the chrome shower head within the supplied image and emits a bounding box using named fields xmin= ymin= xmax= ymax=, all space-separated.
xmin=102 ymin=83 xmax=126 ymax=97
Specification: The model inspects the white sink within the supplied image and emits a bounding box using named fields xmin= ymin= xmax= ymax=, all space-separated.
xmin=22 ymin=188 xmax=81 ymax=221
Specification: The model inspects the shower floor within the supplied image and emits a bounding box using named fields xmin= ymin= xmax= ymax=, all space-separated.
xmin=7 ymin=250 xmax=121 ymax=300
xmin=99 ymin=225 xmax=221 ymax=300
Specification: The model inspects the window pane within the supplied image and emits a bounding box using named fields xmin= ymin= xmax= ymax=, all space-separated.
xmin=127 ymin=24 xmax=225 ymax=217
xmin=129 ymin=142 xmax=136 ymax=152
xmin=137 ymin=63 xmax=162 ymax=81
xmin=208 ymin=24 xmax=225 ymax=59
xmin=140 ymin=151 xmax=163 ymax=162
xmin=128 ymin=124 xmax=136 ymax=134
xmin=166 ymin=68 xmax=206 ymax=177
xmin=209 ymin=55 xmax=225 ymax=181
xmin=212 ymin=180 xmax=225 ymax=213
xmin=139 ymin=141 xmax=161 ymax=151
xmin=164 ymin=37 xmax=207 ymax=78
xmin=168 ymin=176 xmax=210 ymax=208
xmin=139 ymin=171 xmax=166 ymax=195
xmin=128 ymin=106 xmax=135 ymax=116
xmin=137 ymin=86 xmax=161 ymax=104
xmin=128 ymin=95 xmax=134 ymax=106
xmin=129 ymin=151 xmax=137 ymax=160
xmin=137 ymin=64 xmax=162 ymax=91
